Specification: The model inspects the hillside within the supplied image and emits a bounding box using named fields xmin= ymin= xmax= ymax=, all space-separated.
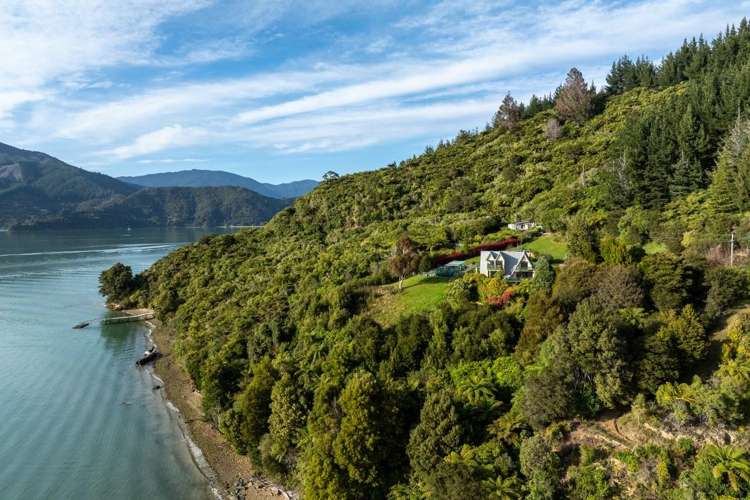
xmin=119 ymin=169 xmax=318 ymax=199
xmin=0 ymin=142 xmax=137 ymax=224
xmin=103 ymin=20 xmax=750 ymax=500
xmin=0 ymin=143 xmax=290 ymax=229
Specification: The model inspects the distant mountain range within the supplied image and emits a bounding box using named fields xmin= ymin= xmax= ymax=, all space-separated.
xmin=0 ymin=143 xmax=291 ymax=230
xmin=119 ymin=169 xmax=318 ymax=199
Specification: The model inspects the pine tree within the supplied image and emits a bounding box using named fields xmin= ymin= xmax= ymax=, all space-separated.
xmin=676 ymin=103 xmax=710 ymax=172
xmin=555 ymin=68 xmax=593 ymax=123
xmin=605 ymin=56 xmax=632 ymax=95
xmin=523 ymin=94 xmax=554 ymax=118
xmin=634 ymin=56 xmax=656 ymax=88
xmin=670 ymin=151 xmax=703 ymax=199
xmin=709 ymin=117 xmax=750 ymax=212
xmin=640 ymin=117 xmax=674 ymax=208
xmin=709 ymin=163 xmax=740 ymax=213
xmin=493 ymin=93 xmax=523 ymax=130
xmin=566 ymin=213 xmax=599 ymax=262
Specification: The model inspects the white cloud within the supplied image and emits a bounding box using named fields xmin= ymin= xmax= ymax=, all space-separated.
xmin=232 ymin=0 xmax=749 ymax=128
xmin=50 ymin=64 xmax=377 ymax=143
xmin=2 ymin=0 xmax=750 ymax=172
xmin=245 ymin=98 xmax=501 ymax=151
xmin=0 ymin=1 xmax=211 ymax=87
xmin=105 ymin=125 xmax=211 ymax=159
xmin=0 ymin=0 xmax=211 ymax=123
xmin=0 ymin=90 xmax=46 ymax=119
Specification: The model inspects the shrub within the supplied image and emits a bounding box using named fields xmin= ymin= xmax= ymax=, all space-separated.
xmin=704 ymin=265 xmax=748 ymax=322
xmin=552 ymin=258 xmax=597 ymax=311
xmin=640 ymin=252 xmax=701 ymax=311
xmin=98 ymin=262 xmax=137 ymax=305
xmin=520 ymin=434 xmax=562 ymax=499
xmin=566 ymin=464 xmax=614 ymax=499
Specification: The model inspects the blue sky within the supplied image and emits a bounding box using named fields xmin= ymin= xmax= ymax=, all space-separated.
xmin=0 ymin=0 xmax=749 ymax=183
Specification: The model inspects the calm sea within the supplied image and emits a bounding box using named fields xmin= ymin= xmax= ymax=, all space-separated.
xmin=0 ymin=228 xmax=229 ymax=500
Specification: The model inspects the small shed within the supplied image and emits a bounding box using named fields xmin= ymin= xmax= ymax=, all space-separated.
xmin=435 ymin=260 xmax=467 ymax=277
xmin=507 ymin=221 xmax=536 ymax=231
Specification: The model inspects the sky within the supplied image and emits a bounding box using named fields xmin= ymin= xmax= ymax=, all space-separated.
xmin=0 ymin=0 xmax=749 ymax=183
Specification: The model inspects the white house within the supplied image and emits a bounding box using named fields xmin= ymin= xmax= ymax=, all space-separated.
xmin=479 ymin=250 xmax=535 ymax=282
xmin=507 ymin=221 xmax=537 ymax=231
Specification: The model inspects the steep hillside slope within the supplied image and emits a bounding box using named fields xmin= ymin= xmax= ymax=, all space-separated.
xmin=0 ymin=142 xmax=137 ymax=226
xmin=100 ymin=186 xmax=290 ymax=227
xmin=119 ymin=169 xmax=318 ymax=198
xmin=107 ymin=20 xmax=750 ymax=500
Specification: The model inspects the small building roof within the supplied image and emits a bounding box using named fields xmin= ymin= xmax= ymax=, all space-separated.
xmin=443 ymin=260 xmax=466 ymax=267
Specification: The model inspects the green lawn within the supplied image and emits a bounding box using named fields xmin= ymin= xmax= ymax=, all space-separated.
xmin=368 ymin=274 xmax=451 ymax=325
xmin=523 ymin=234 xmax=568 ymax=261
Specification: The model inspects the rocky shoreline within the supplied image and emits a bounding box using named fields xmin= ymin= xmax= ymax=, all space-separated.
xmin=122 ymin=308 xmax=297 ymax=500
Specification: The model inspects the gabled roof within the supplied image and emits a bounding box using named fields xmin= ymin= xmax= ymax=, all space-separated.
xmin=481 ymin=250 xmax=533 ymax=276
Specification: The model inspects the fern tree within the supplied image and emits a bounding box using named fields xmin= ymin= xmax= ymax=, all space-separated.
xmin=701 ymin=445 xmax=750 ymax=493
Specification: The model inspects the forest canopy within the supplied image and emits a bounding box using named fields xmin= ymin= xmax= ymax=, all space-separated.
xmin=101 ymin=19 xmax=750 ymax=499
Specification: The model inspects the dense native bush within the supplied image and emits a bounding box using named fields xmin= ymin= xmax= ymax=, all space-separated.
xmin=99 ymin=19 xmax=750 ymax=498
xmin=99 ymin=263 xmax=139 ymax=305
xmin=640 ymin=252 xmax=702 ymax=311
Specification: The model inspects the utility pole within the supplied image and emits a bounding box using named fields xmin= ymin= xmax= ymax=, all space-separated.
xmin=730 ymin=229 xmax=736 ymax=266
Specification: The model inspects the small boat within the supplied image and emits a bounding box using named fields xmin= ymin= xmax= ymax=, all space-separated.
xmin=72 ymin=321 xmax=90 ymax=329
xmin=136 ymin=349 xmax=162 ymax=366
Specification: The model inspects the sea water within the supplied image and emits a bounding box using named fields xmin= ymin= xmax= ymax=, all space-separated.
xmin=0 ymin=228 xmax=229 ymax=500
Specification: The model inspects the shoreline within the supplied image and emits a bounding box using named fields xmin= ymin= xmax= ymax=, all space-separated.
xmin=142 ymin=321 xmax=222 ymax=499
xmin=123 ymin=309 xmax=293 ymax=500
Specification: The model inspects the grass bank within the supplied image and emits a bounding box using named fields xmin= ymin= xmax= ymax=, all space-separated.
xmin=368 ymin=274 xmax=452 ymax=326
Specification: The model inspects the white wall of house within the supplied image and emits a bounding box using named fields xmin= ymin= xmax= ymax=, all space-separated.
xmin=508 ymin=221 xmax=535 ymax=231
xmin=480 ymin=250 xmax=491 ymax=276
xmin=480 ymin=250 xmax=535 ymax=280
xmin=480 ymin=251 xmax=502 ymax=277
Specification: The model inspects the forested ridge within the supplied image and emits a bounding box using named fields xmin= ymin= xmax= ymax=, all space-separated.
xmin=119 ymin=169 xmax=318 ymax=199
xmin=104 ymin=20 xmax=750 ymax=499
xmin=0 ymin=142 xmax=289 ymax=229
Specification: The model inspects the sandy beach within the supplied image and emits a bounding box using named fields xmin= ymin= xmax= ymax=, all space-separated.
xmin=126 ymin=309 xmax=294 ymax=500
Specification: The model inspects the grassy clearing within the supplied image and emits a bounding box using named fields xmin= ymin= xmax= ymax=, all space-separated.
xmin=523 ymin=233 xmax=568 ymax=261
xmin=643 ymin=241 xmax=667 ymax=254
xmin=368 ymin=274 xmax=451 ymax=326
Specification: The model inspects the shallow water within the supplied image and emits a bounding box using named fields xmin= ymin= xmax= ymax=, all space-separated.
xmin=0 ymin=228 xmax=229 ymax=500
